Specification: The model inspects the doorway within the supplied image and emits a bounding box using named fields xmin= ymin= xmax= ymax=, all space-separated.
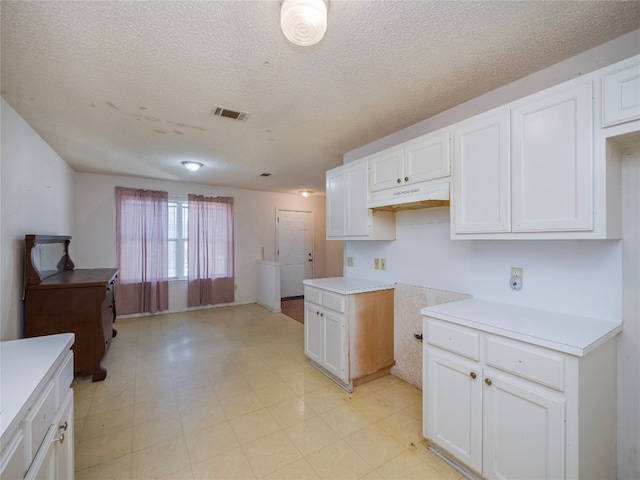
xmin=277 ymin=209 xmax=314 ymax=298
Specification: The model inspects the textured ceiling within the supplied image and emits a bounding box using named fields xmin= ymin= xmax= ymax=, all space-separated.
xmin=2 ymin=1 xmax=639 ymax=195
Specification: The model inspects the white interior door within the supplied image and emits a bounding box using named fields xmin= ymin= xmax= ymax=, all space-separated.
xmin=277 ymin=210 xmax=314 ymax=298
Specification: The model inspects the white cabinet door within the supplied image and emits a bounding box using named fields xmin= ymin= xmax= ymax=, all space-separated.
xmin=345 ymin=162 xmax=370 ymax=237
xmin=304 ymin=302 xmax=323 ymax=364
xmin=369 ymin=148 xmax=404 ymax=192
xmin=322 ymin=309 xmax=347 ymax=383
xmin=326 ymin=168 xmax=346 ymax=237
xmin=404 ymin=131 xmax=451 ymax=185
xmin=369 ymin=132 xmax=451 ymax=193
xmin=453 ymin=110 xmax=511 ymax=233
xmin=602 ymin=61 xmax=640 ymax=127
xmin=55 ymin=391 xmax=74 ymax=480
xmin=425 ymin=349 xmax=482 ymax=473
xmin=511 ymin=83 xmax=593 ymax=232
xmin=482 ymin=372 xmax=565 ymax=480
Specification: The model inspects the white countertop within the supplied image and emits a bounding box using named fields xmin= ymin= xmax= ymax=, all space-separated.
xmin=1 ymin=333 xmax=74 ymax=440
xmin=421 ymin=298 xmax=622 ymax=357
xmin=303 ymin=277 xmax=395 ymax=295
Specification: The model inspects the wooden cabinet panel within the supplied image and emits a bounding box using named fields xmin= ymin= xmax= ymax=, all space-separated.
xmin=24 ymin=269 xmax=118 ymax=382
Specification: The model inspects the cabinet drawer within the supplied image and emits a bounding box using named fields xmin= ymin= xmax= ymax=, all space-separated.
xmin=56 ymin=351 xmax=74 ymax=407
xmin=321 ymin=291 xmax=345 ymax=313
xmin=24 ymin=380 xmax=56 ymax=465
xmin=304 ymin=287 xmax=322 ymax=305
xmin=426 ymin=319 xmax=480 ymax=361
xmin=486 ymin=337 xmax=565 ymax=391
xmin=1 ymin=429 xmax=25 ymax=480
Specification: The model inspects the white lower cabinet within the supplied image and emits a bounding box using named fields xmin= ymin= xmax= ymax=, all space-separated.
xmin=26 ymin=390 xmax=74 ymax=480
xmin=303 ymin=281 xmax=394 ymax=391
xmin=1 ymin=334 xmax=75 ymax=480
xmin=304 ymin=298 xmax=347 ymax=383
xmin=423 ymin=316 xmax=617 ymax=480
xmin=482 ymin=371 xmax=565 ymax=480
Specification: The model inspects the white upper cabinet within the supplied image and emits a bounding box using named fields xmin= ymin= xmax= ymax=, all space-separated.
xmin=369 ymin=131 xmax=451 ymax=192
xmin=452 ymin=78 xmax=622 ymax=239
xmin=511 ymin=83 xmax=593 ymax=232
xmin=326 ymin=167 xmax=346 ymax=238
xmin=368 ymin=147 xmax=404 ymax=192
xmin=602 ymin=58 xmax=640 ymax=127
xmin=453 ymin=109 xmax=511 ymax=234
xmin=326 ymin=160 xmax=395 ymax=240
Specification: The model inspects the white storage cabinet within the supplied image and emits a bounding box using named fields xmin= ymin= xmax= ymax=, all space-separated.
xmin=368 ymin=130 xmax=451 ymax=192
xmin=1 ymin=334 xmax=75 ymax=480
xmin=422 ymin=300 xmax=620 ymax=480
xmin=303 ymin=279 xmax=394 ymax=391
xmin=326 ymin=160 xmax=395 ymax=240
xmin=453 ymin=82 xmax=594 ymax=237
xmin=602 ymin=57 xmax=640 ymax=127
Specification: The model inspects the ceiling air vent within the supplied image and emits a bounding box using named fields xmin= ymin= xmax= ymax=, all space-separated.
xmin=212 ymin=105 xmax=250 ymax=122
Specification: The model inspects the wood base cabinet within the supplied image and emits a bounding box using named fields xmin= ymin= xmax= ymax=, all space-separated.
xmin=423 ymin=316 xmax=617 ymax=480
xmin=24 ymin=268 xmax=118 ymax=382
xmin=304 ymin=283 xmax=394 ymax=391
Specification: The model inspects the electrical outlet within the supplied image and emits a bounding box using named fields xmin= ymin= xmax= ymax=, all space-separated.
xmin=380 ymin=258 xmax=387 ymax=270
xmin=374 ymin=258 xmax=380 ymax=270
xmin=346 ymin=256 xmax=354 ymax=267
xmin=510 ymin=267 xmax=523 ymax=290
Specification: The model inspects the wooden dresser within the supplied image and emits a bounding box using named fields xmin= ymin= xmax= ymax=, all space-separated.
xmin=23 ymin=235 xmax=118 ymax=382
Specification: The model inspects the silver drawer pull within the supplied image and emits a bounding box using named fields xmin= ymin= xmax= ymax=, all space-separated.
xmin=53 ymin=433 xmax=65 ymax=444
xmin=59 ymin=421 xmax=68 ymax=431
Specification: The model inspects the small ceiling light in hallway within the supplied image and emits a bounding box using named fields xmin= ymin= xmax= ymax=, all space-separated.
xmin=182 ymin=161 xmax=203 ymax=172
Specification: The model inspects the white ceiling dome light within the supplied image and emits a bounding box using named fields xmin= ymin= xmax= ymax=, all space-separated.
xmin=182 ymin=161 xmax=203 ymax=172
xmin=280 ymin=0 xmax=328 ymax=47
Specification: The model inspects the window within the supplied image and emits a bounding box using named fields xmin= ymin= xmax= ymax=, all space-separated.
xmin=168 ymin=199 xmax=189 ymax=280
xmin=115 ymin=187 xmax=169 ymax=314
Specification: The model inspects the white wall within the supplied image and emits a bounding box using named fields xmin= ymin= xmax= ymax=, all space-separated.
xmin=620 ymin=141 xmax=640 ymax=480
xmin=342 ymin=33 xmax=640 ymax=478
xmin=1 ymin=99 xmax=75 ymax=340
xmin=73 ymin=172 xmax=339 ymax=313
xmin=345 ymin=209 xmax=622 ymax=318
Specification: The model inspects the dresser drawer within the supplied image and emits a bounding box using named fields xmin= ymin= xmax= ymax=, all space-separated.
xmin=56 ymin=351 xmax=74 ymax=407
xmin=486 ymin=336 xmax=565 ymax=391
xmin=426 ymin=318 xmax=480 ymax=361
xmin=24 ymin=380 xmax=56 ymax=465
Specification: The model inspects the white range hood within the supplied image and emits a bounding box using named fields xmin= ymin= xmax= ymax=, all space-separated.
xmin=368 ymin=180 xmax=450 ymax=211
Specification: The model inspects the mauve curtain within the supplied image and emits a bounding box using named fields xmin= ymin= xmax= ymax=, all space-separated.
xmin=188 ymin=195 xmax=235 ymax=307
xmin=115 ymin=187 xmax=169 ymax=315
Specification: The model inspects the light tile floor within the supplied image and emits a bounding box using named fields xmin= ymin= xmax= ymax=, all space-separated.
xmin=72 ymin=304 xmax=464 ymax=480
